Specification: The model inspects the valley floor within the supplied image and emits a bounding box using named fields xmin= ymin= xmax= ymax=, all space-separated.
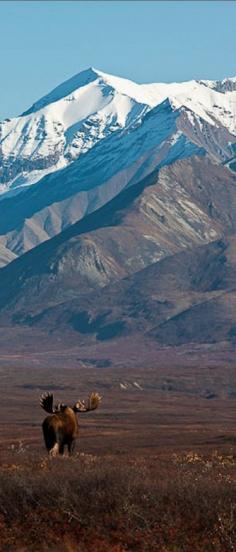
xmin=0 ymin=342 xmax=235 ymax=551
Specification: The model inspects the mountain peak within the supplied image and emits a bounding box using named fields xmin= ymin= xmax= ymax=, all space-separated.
xmin=21 ymin=67 xmax=102 ymax=116
xmin=20 ymin=69 xmax=236 ymax=119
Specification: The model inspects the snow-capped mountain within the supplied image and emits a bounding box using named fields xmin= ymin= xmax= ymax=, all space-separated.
xmin=2 ymin=69 xmax=236 ymax=348
xmin=1 ymin=67 xmax=236 ymax=196
xmin=0 ymin=68 xmax=236 ymax=264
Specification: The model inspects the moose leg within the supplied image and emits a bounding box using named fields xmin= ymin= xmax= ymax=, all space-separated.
xmin=48 ymin=430 xmax=62 ymax=456
xmin=42 ymin=423 xmax=57 ymax=455
xmin=68 ymin=439 xmax=76 ymax=456
xmin=59 ymin=443 xmax=65 ymax=455
xmin=49 ymin=442 xmax=59 ymax=457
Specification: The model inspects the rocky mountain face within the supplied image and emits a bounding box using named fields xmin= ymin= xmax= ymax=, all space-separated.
xmin=1 ymin=69 xmax=236 ymax=347
xmin=0 ymin=68 xmax=236 ymax=263
xmin=11 ymin=235 xmax=236 ymax=347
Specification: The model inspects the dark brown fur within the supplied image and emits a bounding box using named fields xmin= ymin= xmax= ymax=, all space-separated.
xmin=42 ymin=407 xmax=78 ymax=455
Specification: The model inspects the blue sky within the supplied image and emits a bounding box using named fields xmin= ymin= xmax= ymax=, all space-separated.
xmin=0 ymin=1 xmax=235 ymax=119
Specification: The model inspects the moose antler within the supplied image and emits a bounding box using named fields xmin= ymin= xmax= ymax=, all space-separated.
xmin=74 ymin=392 xmax=102 ymax=413
xmin=40 ymin=392 xmax=55 ymax=413
xmin=40 ymin=392 xmax=66 ymax=413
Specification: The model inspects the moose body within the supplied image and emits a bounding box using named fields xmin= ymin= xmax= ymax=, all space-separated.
xmin=40 ymin=392 xmax=101 ymax=456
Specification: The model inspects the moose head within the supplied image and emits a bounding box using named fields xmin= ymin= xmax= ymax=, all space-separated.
xmin=40 ymin=392 xmax=102 ymax=456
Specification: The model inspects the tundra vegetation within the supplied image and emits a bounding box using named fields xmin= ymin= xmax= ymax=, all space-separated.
xmin=0 ymin=449 xmax=235 ymax=551
xmin=0 ymin=352 xmax=235 ymax=550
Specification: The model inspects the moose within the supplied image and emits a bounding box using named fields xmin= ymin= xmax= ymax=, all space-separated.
xmin=40 ymin=391 xmax=102 ymax=456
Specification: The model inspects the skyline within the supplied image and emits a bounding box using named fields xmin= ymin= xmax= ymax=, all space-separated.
xmin=1 ymin=0 xmax=236 ymax=119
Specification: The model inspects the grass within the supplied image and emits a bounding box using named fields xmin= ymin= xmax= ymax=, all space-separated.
xmin=0 ymin=449 xmax=235 ymax=551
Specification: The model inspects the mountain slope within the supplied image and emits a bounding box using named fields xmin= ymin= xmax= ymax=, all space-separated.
xmin=0 ymin=99 xmax=205 ymax=259
xmin=2 ymin=227 xmax=236 ymax=347
xmin=0 ymin=68 xmax=236 ymax=265
xmin=14 ymin=236 xmax=236 ymax=346
xmin=0 ymin=155 xmax=236 ymax=341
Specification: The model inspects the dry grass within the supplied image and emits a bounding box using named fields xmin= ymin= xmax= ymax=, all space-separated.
xmin=0 ymin=450 xmax=235 ymax=551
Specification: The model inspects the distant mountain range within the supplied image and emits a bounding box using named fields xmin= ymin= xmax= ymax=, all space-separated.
xmin=0 ymin=68 xmax=236 ymax=348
